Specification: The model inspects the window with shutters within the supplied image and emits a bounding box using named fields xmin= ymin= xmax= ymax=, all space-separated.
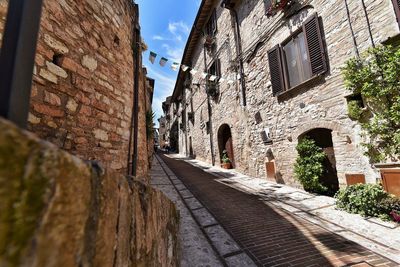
xmin=206 ymin=9 xmax=217 ymax=36
xmin=392 ymin=0 xmax=400 ymax=28
xmin=267 ymin=13 xmax=327 ymax=96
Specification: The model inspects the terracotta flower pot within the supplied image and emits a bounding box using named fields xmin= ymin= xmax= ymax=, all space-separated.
xmin=221 ymin=162 xmax=231 ymax=169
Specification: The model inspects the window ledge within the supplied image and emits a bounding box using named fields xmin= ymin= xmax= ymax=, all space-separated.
xmin=276 ymin=74 xmax=324 ymax=98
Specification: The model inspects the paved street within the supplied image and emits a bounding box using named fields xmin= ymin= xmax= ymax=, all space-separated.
xmin=159 ymin=153 xmax=398 ymax=267
xmin=150 ymin=155 xmax=256 ymax=267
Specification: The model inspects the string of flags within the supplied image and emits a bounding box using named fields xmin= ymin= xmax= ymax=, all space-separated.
xmin=147 ymin=50 xmax=240 ymax=84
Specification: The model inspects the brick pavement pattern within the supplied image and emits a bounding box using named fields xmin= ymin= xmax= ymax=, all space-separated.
xmin=160 ymin=154 xmax=398 ymax=267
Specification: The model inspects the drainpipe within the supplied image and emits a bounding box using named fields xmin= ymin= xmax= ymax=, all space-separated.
xmin=360 ymin=0 xmax=375 ymax=48
xmin=203 ymin=48 xmax=216 ymax=166
xmin=128 ymin=9 xmax=141 ymax=176
xmin=344 ymin=0 xmax=360 ymax=59
xmin=183 ymin=90 xmax=189 ymax=157
xmin=222 ymin=2 xmax=247 ymax=106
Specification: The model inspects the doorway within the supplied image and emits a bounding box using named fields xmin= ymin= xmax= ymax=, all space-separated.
xmin=170 ymin=121 xmax=179 ymax=153
xmin=217 ymin=124 xmax=235 ymax=168
xmin=300 ymin=128 xmax=339 ymax=195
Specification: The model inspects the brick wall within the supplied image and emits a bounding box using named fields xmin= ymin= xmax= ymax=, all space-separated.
xmin=0 ymin=0 xmax=150 ymax=175
xmin=0 ymin=118 xmax=179 ymax=267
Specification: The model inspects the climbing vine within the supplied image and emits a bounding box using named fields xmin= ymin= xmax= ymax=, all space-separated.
xmin=342 ymin=45 xmax=400 ymax=163
xmin=146 ymin=110 xmax=155 ymax=139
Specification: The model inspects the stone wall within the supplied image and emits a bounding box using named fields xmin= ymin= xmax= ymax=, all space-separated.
xmin=172 ymin=0 xmax=400 ymax=187
xmin=0 ymin=0 xmax=149 ymax=175
xmin=0 ymin=118 xmax=179 ymax=267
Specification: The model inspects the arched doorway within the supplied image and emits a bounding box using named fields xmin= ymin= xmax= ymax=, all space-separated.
xmin=299 ymin=128 xmax=339 ymax=195
xmin=218 ymin=124 xmax=235 ymax=168
xmin=170 ymin=121 xmax=179 ymax=153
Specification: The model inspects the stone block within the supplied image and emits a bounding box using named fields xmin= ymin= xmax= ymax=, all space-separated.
xmin=81 ymin=55 xmax=98 ymax=71
xmin=39 ymin=69 xmax=58 ymax=84
xmin=46 ymin=62 xmax=68 ymax=78
xmin=43 ymin=34 xmax=69 ymax=54
xmin=44 ymin=91 xmax=62 ymax=106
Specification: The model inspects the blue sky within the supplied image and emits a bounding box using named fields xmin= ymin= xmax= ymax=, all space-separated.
xmin=135 ymin=0 xmax=201 ymax=126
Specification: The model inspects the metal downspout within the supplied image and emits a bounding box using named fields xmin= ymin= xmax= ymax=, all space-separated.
xmin=203 ymin=48 xmax=216 ymax=166
xmin=344 ymin=0 xmax=360 ymax=58
xmin=128 ymin=7 xmax=141 ymax=176
xmin=223 ymin=4 xmax=247 ymax=106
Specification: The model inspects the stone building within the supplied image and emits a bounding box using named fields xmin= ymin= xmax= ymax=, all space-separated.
xmin=0 ymin=0 xmax=152 ymax=177
xmin=167 ymin=0 xmax=400 ymax=189
xmin=158 ymin=116 xmax=167 ymax=148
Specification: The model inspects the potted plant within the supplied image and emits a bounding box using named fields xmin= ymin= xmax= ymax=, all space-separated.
xmin=267 ymin=0 xmax=295 ymax=16
xmin=221 ymin=150 xmax=232 ymax=169
xmin=204 ymin=35 xmax=215 ymax=46
xmin=206 ymin=82 xmax=219 ymax=98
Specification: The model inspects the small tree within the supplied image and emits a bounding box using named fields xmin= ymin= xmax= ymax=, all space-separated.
xmin=342 ymin=45 xmax=400 ymax=163
xmin=294 ymin=137 xmax=328 ymax=194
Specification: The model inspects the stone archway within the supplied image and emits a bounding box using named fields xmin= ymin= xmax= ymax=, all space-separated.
xmin=299 ymin=128 xmax=339 ymax=195
xmin=217 ymin=124 xmax=235 ymax=168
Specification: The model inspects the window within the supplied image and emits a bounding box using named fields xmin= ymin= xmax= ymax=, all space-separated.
xmin=206 ymin=9 xmax=217 ymax=36
xmin=206 ymin=59 xmax=221 ymax=97
xmin=392 ymin=0 xmax=400 ymax=28
xmin=283 ymin=31 xmax=312 ymax=88
xmin=268 ymin=13 xmax=327 ymax=96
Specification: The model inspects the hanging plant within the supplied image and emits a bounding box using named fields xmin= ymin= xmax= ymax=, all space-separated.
xmin=267 ymin=0 xmax=295 ymax=16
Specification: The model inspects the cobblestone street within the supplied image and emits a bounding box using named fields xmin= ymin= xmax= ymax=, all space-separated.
xmin=157 ymin=153 xmax=399 ymax=267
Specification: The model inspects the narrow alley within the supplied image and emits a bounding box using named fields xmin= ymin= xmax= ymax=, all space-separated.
xmin=155 ymin=153 xmax=399 ymax=267
xmin=1 ymin=0 xmax=400 ymax=266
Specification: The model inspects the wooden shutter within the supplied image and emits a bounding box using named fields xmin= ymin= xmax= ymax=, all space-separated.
xmin=392 ymin=0 xmax=400 ymax=28
xmin=303 ymin=13 xmax=327 ymax=76
xmin=268 ymin=45 xmax=285 ymax=96
xmin=212 ymin=9 xmax=217 ymax=34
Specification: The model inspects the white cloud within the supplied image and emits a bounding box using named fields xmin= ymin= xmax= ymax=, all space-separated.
xmin=168 ymin=21 xmax=190 ymax=36
xmin=162 ymin=44 xmax=184 ymax=63
xmin=152 ymin=35 xmax=166 ymax=40
xmin=146 ymin=64 xmax=176 ymax=126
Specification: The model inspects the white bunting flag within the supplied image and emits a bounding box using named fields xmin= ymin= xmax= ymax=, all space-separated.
xmin=209 ymin=75 xmax=217 ymax=81
xmin=181 ymin=65 xmax=189 ymax=71
xmin=190 ymin=69 xmax=198 ymax=75
xmin=237 ymin=73 xmax=241 ymax=80
xmin=171 ymin=62 xmax=179 ymax=71
xmin=149 ymin=51 xmax=157 ymax=64
xmin=201 ymin=72 xmax=208 ymax=79
xmin=219 ymin=77 xmax=226 ymax=83
xmin=159 ymin=57 xmax=168 ymax=67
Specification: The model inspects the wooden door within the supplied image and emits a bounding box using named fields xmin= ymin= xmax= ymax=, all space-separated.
xmin=225 ymin=137 xmax=235 ymax=168
xmin=381 ymin=169 xmax=400 ymax=197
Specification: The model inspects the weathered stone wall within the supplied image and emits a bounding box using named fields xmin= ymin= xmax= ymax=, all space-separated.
xmin=0 ymin=118 xmax=179 ymax=267
xmin=174 ymin=0 xmax=400 ymax=187
xmin=0 ymin=0 xmax=149 ymax=174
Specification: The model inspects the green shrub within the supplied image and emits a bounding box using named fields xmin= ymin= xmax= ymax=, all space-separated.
xmin=342 ymin=45 xmax=400 ymax=162
xmin=294 ymin=137 xmax=327 ymax=194
xmin=347 ymin=100 xmax=364 ymax=121
xmin=335 ymin=184 xmax=390 ymax=217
